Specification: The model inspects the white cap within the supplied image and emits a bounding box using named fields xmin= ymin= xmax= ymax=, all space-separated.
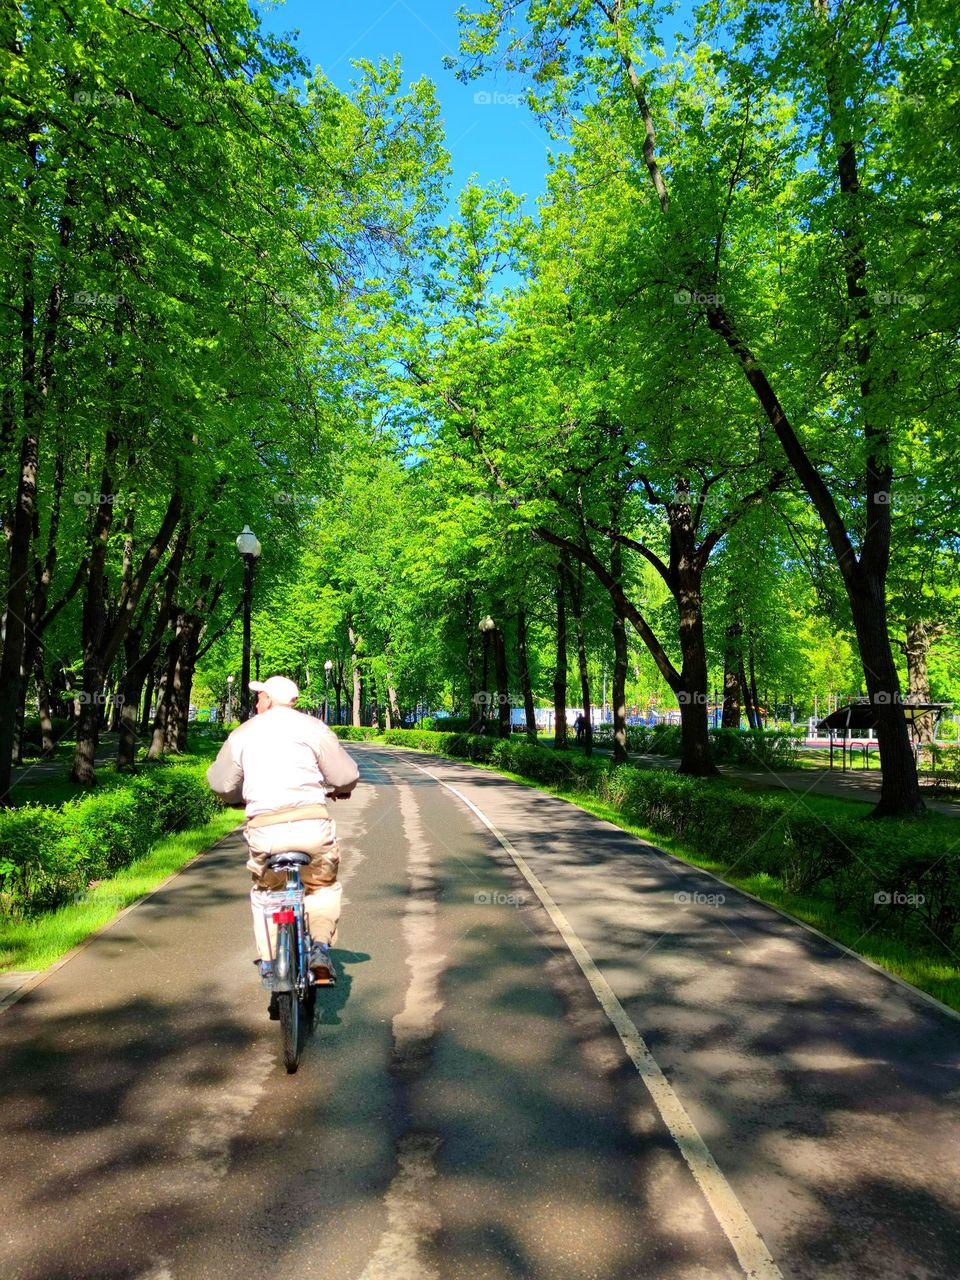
xmin=249 ymin=675 xmax=300 ymax=705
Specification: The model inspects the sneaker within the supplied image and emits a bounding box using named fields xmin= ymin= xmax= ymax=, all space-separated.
xmin=267 ymin=993 xmax=280 ymax=1021
xmin=309 ymin=944 xmax=336 ymax=985
xmin=257 ymin=959 xmax=274 ymax=988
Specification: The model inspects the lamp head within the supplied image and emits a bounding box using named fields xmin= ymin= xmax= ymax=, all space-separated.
xmin=236 ymin=526 xmax=262 ymax=558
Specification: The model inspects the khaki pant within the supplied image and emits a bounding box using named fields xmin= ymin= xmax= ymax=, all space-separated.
xmin=245 ymin=814 xmax=342 ymax=962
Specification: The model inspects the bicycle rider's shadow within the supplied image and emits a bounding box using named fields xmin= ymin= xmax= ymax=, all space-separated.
xmin=313 ymin=949 xmax=370 ymax=1027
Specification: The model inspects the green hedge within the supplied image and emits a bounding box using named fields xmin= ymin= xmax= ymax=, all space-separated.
xmin=0 ymin=763 xmax=221 ymax=917
xmin=376 ymin=729 xmax=960 ymax=947
xmin=331 ymin=725 xmax=382 ymax=741
xmin=591 ymin=723 xmax=803 ymax=767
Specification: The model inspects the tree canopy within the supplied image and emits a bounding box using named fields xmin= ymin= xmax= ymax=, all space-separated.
xmin=2 ymin=0 xmax=957 ymax=816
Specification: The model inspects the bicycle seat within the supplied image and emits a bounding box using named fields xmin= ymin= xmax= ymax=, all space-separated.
xmin=264 ymin=851 xmax=312 ymax=871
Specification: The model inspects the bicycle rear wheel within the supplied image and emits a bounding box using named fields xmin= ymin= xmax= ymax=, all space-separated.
xmin=277 ymin=992 xmax=300 ymax=1072
xmin=275 ymin=921 xmax=301 ymax=1073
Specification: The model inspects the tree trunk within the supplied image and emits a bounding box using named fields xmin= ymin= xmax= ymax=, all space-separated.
xmin=35 ymin=651 xmax=55 ymax=756
xmin=903 ymin=620 xmax=942 ymax=746
xmin=567 ymin=561 xmax=593 ymax=755
xmin=748 ymin=631 xmax=762 ymax=728
xmin=494 ymin=625 xmax=510 ymax=738
xmin=665 ymin=488 xmax=717 ymax=776
xmin=0 ymin=434 xmax=39 ymax=803
xmin=71 ymin=485 xmax=182 ymax=783
xmin=165 ymin=616 xmax=201 ymax=754
xmin=465 ymin=590 xmax=477 ymax=715
xmin=368 ymin=672 xmax=379 ymax=729
xmin=117 ymin=657 xmax=146 ymax=770
xmin=722 ymin=623 xmax=742 ymax=728
xmin=516 ymin=606 xmax=537 ymax=744
xmin=348 ymin=622 xmax=362 ymax=727
xmin=553 ymin=558 xmax=568 ymax=750
xmin=851 ymin=584 xmax=925 ymax=816
xmin=140 ymin=670 xmax=155 ymax=733
xmin=71 ymin=440 xmax=118 ymax=785
xmin=676 ymin=577 xmax=714 ymax=775
xmin=740 ymin=658 xmax=759 ymax=729
xmin=385 ymin=664 xmax=401 ymax=730
xmin=147 ymin=637 xmax=177 ymax=760
xmin=610 ymin=544 xmax=629 ymax=764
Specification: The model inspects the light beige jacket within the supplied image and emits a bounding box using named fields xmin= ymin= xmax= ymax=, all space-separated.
xmin=206 ymin=706 xmax=359 ymax=817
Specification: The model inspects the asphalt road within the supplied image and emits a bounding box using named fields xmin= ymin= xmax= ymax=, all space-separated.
xmin=1 ymin=743 xmax=958 ymax=1280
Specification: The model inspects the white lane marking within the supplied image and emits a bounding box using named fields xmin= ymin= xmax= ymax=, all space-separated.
xmin=358 ymin=783 xmax=442 ymax=1280
xmin=406 ymin=759 xmax=784 ymax=1280
xmin=357 ymin=1132 xmax=442 ymax=1280
xmin=136 ymin=1261 xmax=174 ymax=1280
xmin=391 ymin=785 xmax=446 ymax=1060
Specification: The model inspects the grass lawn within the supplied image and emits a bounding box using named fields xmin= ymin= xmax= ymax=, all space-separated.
xmin=10 ymin=732 xmax=224 ymax=808
xmin=0 ymin=808 xmax=240 ymax=972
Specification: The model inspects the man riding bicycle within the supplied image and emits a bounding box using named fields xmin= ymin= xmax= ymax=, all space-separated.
xmin=206 ymin=674 xmax=359 ymax=982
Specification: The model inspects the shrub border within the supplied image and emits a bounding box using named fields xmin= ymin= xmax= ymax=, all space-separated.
xmin=0 ymin=815 xmax=241 ymax=1014
xmin=343 ymin=729 xmax=960 ymax=1020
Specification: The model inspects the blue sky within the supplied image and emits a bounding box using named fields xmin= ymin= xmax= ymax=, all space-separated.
xmin=254 ymin=0 xmax=557 ymax=215
xmin=254 ymin=0 xmax=699 ymax=218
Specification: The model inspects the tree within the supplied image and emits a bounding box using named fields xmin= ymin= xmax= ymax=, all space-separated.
xmin=450 ymin=0 xmax=959 ymax=813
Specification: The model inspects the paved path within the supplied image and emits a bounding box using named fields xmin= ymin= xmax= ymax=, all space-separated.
xmin=10 ymin=733 xmax=123 ymax=791
xmin=1 ymin=743 xmax=958 ymax=1279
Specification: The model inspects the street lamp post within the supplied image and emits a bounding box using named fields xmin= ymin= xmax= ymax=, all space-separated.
xmin=253 ymin=646 xmax=262 ymax=682
xmin=226 ymin=675 xmax=234 ymax=725
xmin=235 ymin=526 xmax=262 ymax=721
xmin=478 ymin=615 xmax=495 ymax=729
xmin=324 ymin=659 xmax=333 ymax=723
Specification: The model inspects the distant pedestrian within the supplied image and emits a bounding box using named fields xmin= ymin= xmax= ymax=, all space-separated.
xmin=574 ymin=712 xmax=586 ymax=746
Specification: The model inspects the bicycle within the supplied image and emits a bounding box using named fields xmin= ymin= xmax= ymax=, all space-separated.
xmin=256 ymin=851 xmax=335 ymax=1073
